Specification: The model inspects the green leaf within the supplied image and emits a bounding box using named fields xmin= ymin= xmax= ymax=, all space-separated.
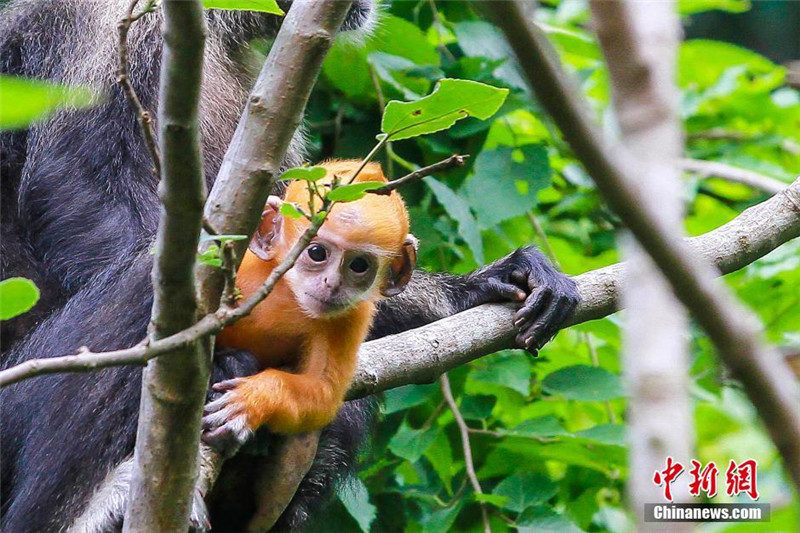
xmin=382 ymin=383 xmax=438 ymax=415
xmin=542 ymin=365 xmax=624 ymax=401
xmin=424 ymin=429 xmax=454 ymax=492
xmin=505 ymin=416 xmax=569 ymax=439
xmin=459 ymin=395 xmax=496 ymax=420
xmin=469 ymin=351 xmax=531 ymax=396
xmin=517 ymin=506 xmax=583 ymax=533
xmin=199 ymin=234 xmax=248 ymax=243
xmin=0 ymin=277 xmax=40 ymax=320
xmin=279 ymin=202 xmax=306 ymax=219
xmin=338 ymin=477 xmax=376 ymax=533
xmin=452 ymin=21 xmax=528 ymax=91
xmin=278 ymin=166 xmax=327 ymax=182
xmin=462 ymin=145 xmax=551 ymax=228
xmin=574 ymin=424 xmax=626 ymax=446
xmin=326 ymin=181 xmax=384 ymax=202
xmin=323 ymin=14 xmax=439 ymax=98
xmin=678 ymin=0 xmax=750 ymax=15
xmin=197 ymin=245 xmax=222 ymax=268
xmin=202 ymin=0 xmax=283 ymax=15
xmin=0 ymin=75 xmax=96 ymax=131
xmin=381 ymin=79 xmax=509 ymax=141
xmin=474 ymin=493 xmax=509 ymax=507
xmin=492 ymin=473 xmax=558 ymax=513
xmin=424 ymin=177 xmax=484 ymax=264
xmin=388 ymin=419 xmax=439 ymax=463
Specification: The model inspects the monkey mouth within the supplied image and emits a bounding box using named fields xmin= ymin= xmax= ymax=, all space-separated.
xmin=304 ymin=293 xmax=350 ymax=316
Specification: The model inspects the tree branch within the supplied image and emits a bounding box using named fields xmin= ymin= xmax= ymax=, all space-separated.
xmin=441 ymin=374 xmax=490 ymax=533
xmin=123 ymin=0 xmax=207 ymax=530
xmin=117 ymin=0 xmax=160 ymax=177
xmin=368 ymin=154 xmax=469 ymax=195
xmin=482 ymin=0 xmax=800 ymax=491
xmin=681 ymin=158 xmax=788 ymax=196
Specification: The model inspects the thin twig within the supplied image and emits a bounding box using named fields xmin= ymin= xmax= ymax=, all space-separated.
xmin=117 ymin=0 xmax=161 ymax=176
xmin=681 ymin=158 xmax=788 ymax=196
xmin=440 ymin=374 xmax=490 ymax=533
xmin=369 ymin=154 xmax=469 ymax=195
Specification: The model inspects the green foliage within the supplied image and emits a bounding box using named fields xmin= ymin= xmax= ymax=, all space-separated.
xmin=0 ymin=277 xmax=40 ymax=320
xmin=0 ymin=75 xmax=95 ymax=130
xmin=201 ymin=0 xmax=283 ymax=15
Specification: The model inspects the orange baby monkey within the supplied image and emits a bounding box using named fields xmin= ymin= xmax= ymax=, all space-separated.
xmin=202 ymin=160 xmax=416 ymax=448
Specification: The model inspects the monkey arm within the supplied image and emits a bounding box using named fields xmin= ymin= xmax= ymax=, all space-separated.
xmin=372 ymin=246 xmax=579 ymax=352
xmin=203 ymin=327 xmax=362 ymax=445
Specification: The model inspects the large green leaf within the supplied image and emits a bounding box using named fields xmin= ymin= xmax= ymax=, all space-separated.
xmin=468 ymin=351 xmax=532 ymax=396
xmin=388 ymin=419 xmax=439 ymax=463
xmin=0 ymin=76 xmax=95 ymax=131
xmin=424 ymin=177 xmax=484 ymax=264
xmin=517 ymin=506 xmax=583 ymax=533
xmin=0 ymin=278 xmax=40 ymax=320
xmin=382 ymin=79 xmax=508 ymax=141
xmin=492 ymin=473 xmax=558 ymax=513
xmin=202 ymin=0 xmax=283 ymax=15
xmin=462 ymin=145 xmax=551 ymax=227
xmin=326 ymin=181 xmax=384 ymax=202
xmin=278 ymin=166 xmax=326 ymax=182
xmin=338 ymin=478 xmax=376 ymax=533
xmin=541 ymin=365 xmax=624 ymax=401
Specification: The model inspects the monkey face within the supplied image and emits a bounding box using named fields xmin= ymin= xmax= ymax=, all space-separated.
xmin=286 ymin=237 xmax=383 ymax=318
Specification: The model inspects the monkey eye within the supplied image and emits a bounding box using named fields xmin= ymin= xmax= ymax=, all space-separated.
xmin=307 ymin=244 xmax=327 ymax=262
xmin=349 ymin=256 xmax=370 ymax=274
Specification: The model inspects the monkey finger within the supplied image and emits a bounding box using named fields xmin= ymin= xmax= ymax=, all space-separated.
xmin=513 ymin=286 xmax=552 ymax=328
xmin=538 ymin=296 xmax=577 ymax=347
xmin=211 ymin=377 xmax=244 ymax=392
xmin=519 ymin=296 xmax=569 ymax=351
xmin=510 ymin=269 xmax=528 ymax=288
xmin=486 ymin=279 xmax=527 ymax=302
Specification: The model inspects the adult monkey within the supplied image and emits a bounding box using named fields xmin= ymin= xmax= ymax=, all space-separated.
xmin=0 ymin=1 xmax=579 ymax=531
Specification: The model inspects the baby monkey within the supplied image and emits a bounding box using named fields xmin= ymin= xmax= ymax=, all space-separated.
xmin=202 ymin=160 xmax=416 ymax=448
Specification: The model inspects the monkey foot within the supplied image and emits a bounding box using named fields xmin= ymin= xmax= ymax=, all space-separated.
xmin=202 ymin=379 xmax=254 ymax=457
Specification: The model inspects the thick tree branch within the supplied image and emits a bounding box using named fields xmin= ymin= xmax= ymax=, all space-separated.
xmin=124 ymin=1 xmax=207 ymax=531
xmin=350 ymin=176 xmax=800 ymax=397
xmin=681 ymin=158 xmax=788 ymax=196
xmin=482 ymin=0 xmax=800 ymax=490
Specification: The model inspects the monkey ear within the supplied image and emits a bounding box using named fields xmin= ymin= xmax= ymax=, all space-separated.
xmin=249 ymin=196 xmax=283 ymax=261
xmin=381 ymin=234 xmax=418 ymax=297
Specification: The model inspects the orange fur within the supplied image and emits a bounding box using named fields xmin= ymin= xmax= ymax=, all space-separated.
xmin=215 ymin=160 xmax=407 ymax=434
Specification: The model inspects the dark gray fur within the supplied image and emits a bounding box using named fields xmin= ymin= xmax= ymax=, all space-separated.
xmin=0 ymin=1 xmax=578 ymax=531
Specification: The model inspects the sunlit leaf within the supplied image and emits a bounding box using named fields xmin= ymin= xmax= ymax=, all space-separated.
xmin=382 ymin=79 xmax=508 ymax=141
xmin=0 ymin=277 xmax=40 ymax=320
xmin=326 ymin=181 xmax=384 ymax=202
xmin=542 ymin=365 xmax=624 ymax=401
xmin=339 ymin=478 xmax=376 ymax=533
xmin=278 ymin=166 xmax=327 ymax=182
xmin=202 ymin=0 xmax=283 ymax=15
xmin=0 ymin=75 xmax=96 ymax=131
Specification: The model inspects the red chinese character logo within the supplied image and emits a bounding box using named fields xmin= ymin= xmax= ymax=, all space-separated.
xmin=653 ymin=456 xmax=684 ymax=501
xmin=725 ymin=459 xmax=759 ymax=500
xmin=688 ymin=460 xmax=718 ymax=498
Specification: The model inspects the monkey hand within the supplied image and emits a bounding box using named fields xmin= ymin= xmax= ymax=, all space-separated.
xmin=467 ymin=246 xmax=579 ymax=353
xmin=202 ymin=378 xmax=257 ymax=457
